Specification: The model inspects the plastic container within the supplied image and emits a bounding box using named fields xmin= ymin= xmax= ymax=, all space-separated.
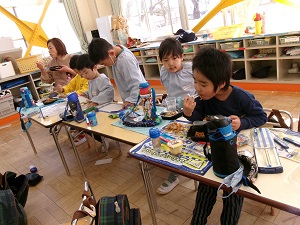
xmin=220 ymin=41 xmax=242 ymax=50
xmin=176 ymin=96 xmax=183 ymax=109
xmin=167 ymin=139 xmax=183 ymax=156
xmin=165 ymin=97 xmax=176 ymax=111
xmin=0 ymin=61 xmax=16 ymax=79
xmin=0 ymin=94 xmax=15 ymax=117
xmin=149 ymin=127 xmax=161 ymax=151
xmin=16 ymin=54 xmax=43 ymax=73
xmin=87 ymin=111 xmax=98 ymax=127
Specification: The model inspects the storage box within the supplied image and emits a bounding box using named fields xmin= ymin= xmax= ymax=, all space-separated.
xmin=0 ymin=61 xmax=16 ymax=79
xmin=279 ymin=36 xmax=300 ymax=45
xmin=212 ymin=24 xmax=244 ymax=40
xmin=0 ymin=94 xmax=15 ymax=117
xmin=248 ymin=38 xmax=274 ymax=46
xmin=220 ymin=41 xmax=242 ymax=50
xmin=16 ymin=54 xmax=43 ymax=74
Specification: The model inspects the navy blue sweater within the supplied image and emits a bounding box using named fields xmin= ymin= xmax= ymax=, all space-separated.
xmin=185 ymin=85 xmax=267 ymax=132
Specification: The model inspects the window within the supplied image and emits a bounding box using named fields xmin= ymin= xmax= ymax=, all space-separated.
xmin=122 ymin=0 xmax=300 ymax=41
xmin=0 ymin=1 xmax=81 ymax=57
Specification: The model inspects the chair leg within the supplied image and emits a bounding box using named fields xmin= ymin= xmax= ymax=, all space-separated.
xmin=270 ymin=206 xmax=275 ymax=216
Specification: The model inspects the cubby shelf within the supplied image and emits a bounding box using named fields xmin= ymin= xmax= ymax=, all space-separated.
xmin=98 ymin=32 xmax=300 ymax=91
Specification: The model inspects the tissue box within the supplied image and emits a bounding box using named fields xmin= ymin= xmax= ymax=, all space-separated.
xmin=0 ymin=61 xmax=16 ymax=79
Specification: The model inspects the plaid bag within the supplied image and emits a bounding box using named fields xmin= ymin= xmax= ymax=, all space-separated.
xmin=0 ymin=188 xmax=27 ymax=225
xmin=72 ymin=182 xmax=141 ymax=225
xmin=96 ymin=194 xmax=141 ymax=225
xmin=1 ymin=171 xmax=29 ymax=207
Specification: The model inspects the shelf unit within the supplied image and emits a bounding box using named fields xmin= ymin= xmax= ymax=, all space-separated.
xmin=95 ymin=32 xmax=300 ymax=91
xmin=0 ymin=72 xmax=40 ymax=102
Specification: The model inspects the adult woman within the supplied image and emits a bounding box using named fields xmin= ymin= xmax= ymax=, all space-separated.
xmin=36 ymin=38 xmax=76 ymax=86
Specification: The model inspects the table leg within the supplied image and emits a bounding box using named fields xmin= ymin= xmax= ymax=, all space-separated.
xmin=65 ymin=126 xmax=87 ymax=178
xmin=116 ymin=141 xmax=122 ymax=155
xmin=50 ymin=124 xmax=70 ymax=176
xmin=140 ymin=161 xmax=158 ymax=225
xmin=23 ymin=123 xmax=37 ymax=154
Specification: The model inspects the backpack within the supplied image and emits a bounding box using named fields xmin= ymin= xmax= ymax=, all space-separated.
xmin=72 ymin=182 xmax=141 ymax=225
xmin=1 ymin=171 xmax=29 ymax=207
xmin=0 ymin=171 xmax=29 ymax=225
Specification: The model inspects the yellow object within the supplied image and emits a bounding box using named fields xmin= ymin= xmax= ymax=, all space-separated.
xmin=62 ymin=74 xmax=88 ymax=95
xmin=167 ymin=139 xmax=183 ymax=156
xmin=192 ymin=0 xmax=243 ymax=33
xmin=0 ymin=0 xmax=51 ymax=57
xmin=16 ymin=54 xmax=43 ymax=74
xmin=212 ymin=24 xmax=244 ymax=40
xmin=192 ymin=0 xmax=300 ymax=34
xmin=255 ymin=20 xmax=262 ymax=35
xmin=273 ymin=0 xmax=300 ymax=9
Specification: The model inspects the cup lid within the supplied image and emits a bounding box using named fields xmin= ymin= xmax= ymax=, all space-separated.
xmin=149 ymin=127 xmax=160 ymax=138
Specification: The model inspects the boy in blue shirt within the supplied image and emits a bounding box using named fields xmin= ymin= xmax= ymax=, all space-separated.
xmin=88 ymin=38 xmax=146 ymax=109
xmin=183 ymin=47 xmax=267 ymax=225
xmin=156 ymin=37 xmax=196 ymax=195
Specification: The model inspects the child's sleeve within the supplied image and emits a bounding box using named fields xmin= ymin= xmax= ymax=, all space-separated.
xmin=90 ymin=76 xmax=114 ymax=105
xmin=62 ymin=76 xmax=77 ymax=94
xmin=118 ymin=58 xmax=145 ymax=103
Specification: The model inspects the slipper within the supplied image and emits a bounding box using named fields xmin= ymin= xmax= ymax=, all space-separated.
xmin=74 ymin=136 xmax=87 ymax=146
xmin=156 ymin=177 xmax=179 ymax=195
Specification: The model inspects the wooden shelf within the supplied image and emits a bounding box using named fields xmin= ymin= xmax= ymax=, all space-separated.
xmin=126 ymin=32 xmax=300 ymax=91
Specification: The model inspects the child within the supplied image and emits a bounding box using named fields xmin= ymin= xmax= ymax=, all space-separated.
xmin=88 ymin=38 xmax=146 ymax=109
xmin=156 ymin=37 xmax=196 ymax=195
xmin=183 ymin=47 xmax=267 ymax=225
xmin=37 ymin=38 xmax=74 ymax=86
xmin=76 ymin=54 xmax=114 ymax=106
xmin=55 ymin=55 xmax=88 ymax=97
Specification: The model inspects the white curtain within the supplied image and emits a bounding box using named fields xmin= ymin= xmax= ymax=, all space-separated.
xmin=62 ymin=0 xmax=88 ymax=53
xmin=110 ymin=0 xmax=122 ymax=16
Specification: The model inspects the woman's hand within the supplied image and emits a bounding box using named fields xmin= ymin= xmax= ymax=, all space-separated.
xmin=183 ymin=95 xmax=196 ymax=117
xmin=36 ymin=61 xmax=44 ymax=71
xmin=229 ymin=115 xmax=241 ymax=131
xmin=55 ymin=84 xmax=63 ymax=93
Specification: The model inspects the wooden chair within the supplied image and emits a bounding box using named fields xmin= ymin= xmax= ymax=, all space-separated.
xmin=264 ymin=108 xmax=293 ymax=130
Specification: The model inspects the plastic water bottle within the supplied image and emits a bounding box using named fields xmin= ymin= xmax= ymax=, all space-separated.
xmin=149 ymin=127 xmax=161 ymax=151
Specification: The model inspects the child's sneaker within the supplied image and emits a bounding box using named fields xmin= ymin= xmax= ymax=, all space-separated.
xmin=74 ymin=135 xmax=87 ymax=146
xmin=156 ymin=177 xmax=179 ymax=195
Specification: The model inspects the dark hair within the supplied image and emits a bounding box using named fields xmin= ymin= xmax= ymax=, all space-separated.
xmin=69 ymin=55 xmax=79 ymax=69
xmin=76 ymin=54 xmax=95 ymax=70
xmin=88 ymin=38 xmax=113 ymax=64
xmin=159 ymin=38 xmax=183 ymax=61
xmin=47 ymin=38 xmax=67 ymax=56
xmin=192 ymin=47 xmax=232 ymax=92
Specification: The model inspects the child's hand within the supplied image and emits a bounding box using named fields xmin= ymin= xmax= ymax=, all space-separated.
xmin=55 ymin=84 xmax=63 ymax=93
xmin=80 ymin=93 xmax=88 ymax=98
xmin=229 ymin=115 xmax=241 ymax=131
xmin=123 ymin=101 xmax=134 ymax=109
xmin=183 ymin=95 xmax=196 ymax=117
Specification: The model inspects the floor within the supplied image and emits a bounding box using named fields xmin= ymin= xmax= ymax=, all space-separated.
xmin=1 ymin=86 xmax=300 ymax=225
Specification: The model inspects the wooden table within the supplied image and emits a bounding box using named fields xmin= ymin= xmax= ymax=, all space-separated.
xmin=62 ymin=111 xmax=148 ymax=177
xmin=128 ymin=129 xmax=300 ymax=225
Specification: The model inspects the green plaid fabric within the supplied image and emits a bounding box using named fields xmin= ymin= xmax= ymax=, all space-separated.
xmin=0 ymin=189 xmax=27 ymax=225
xmin=129 ymin=208 xmax=141 ymax=225
xmin=97 ymin=194 xmax=130 ymax=225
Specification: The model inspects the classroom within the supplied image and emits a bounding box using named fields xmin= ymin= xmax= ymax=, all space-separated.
xmin=0 ymin=0 xmax=300 ymax=224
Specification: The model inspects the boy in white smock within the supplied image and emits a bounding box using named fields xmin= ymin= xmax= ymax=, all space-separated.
xmin=88 ymin=38 xmax=146 ymax=108
xmin=157 ymin=37 xmax=196 ymax=194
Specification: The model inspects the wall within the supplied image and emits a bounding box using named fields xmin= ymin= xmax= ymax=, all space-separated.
xmin=76 ymin=0 xmax=112 ymax=33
